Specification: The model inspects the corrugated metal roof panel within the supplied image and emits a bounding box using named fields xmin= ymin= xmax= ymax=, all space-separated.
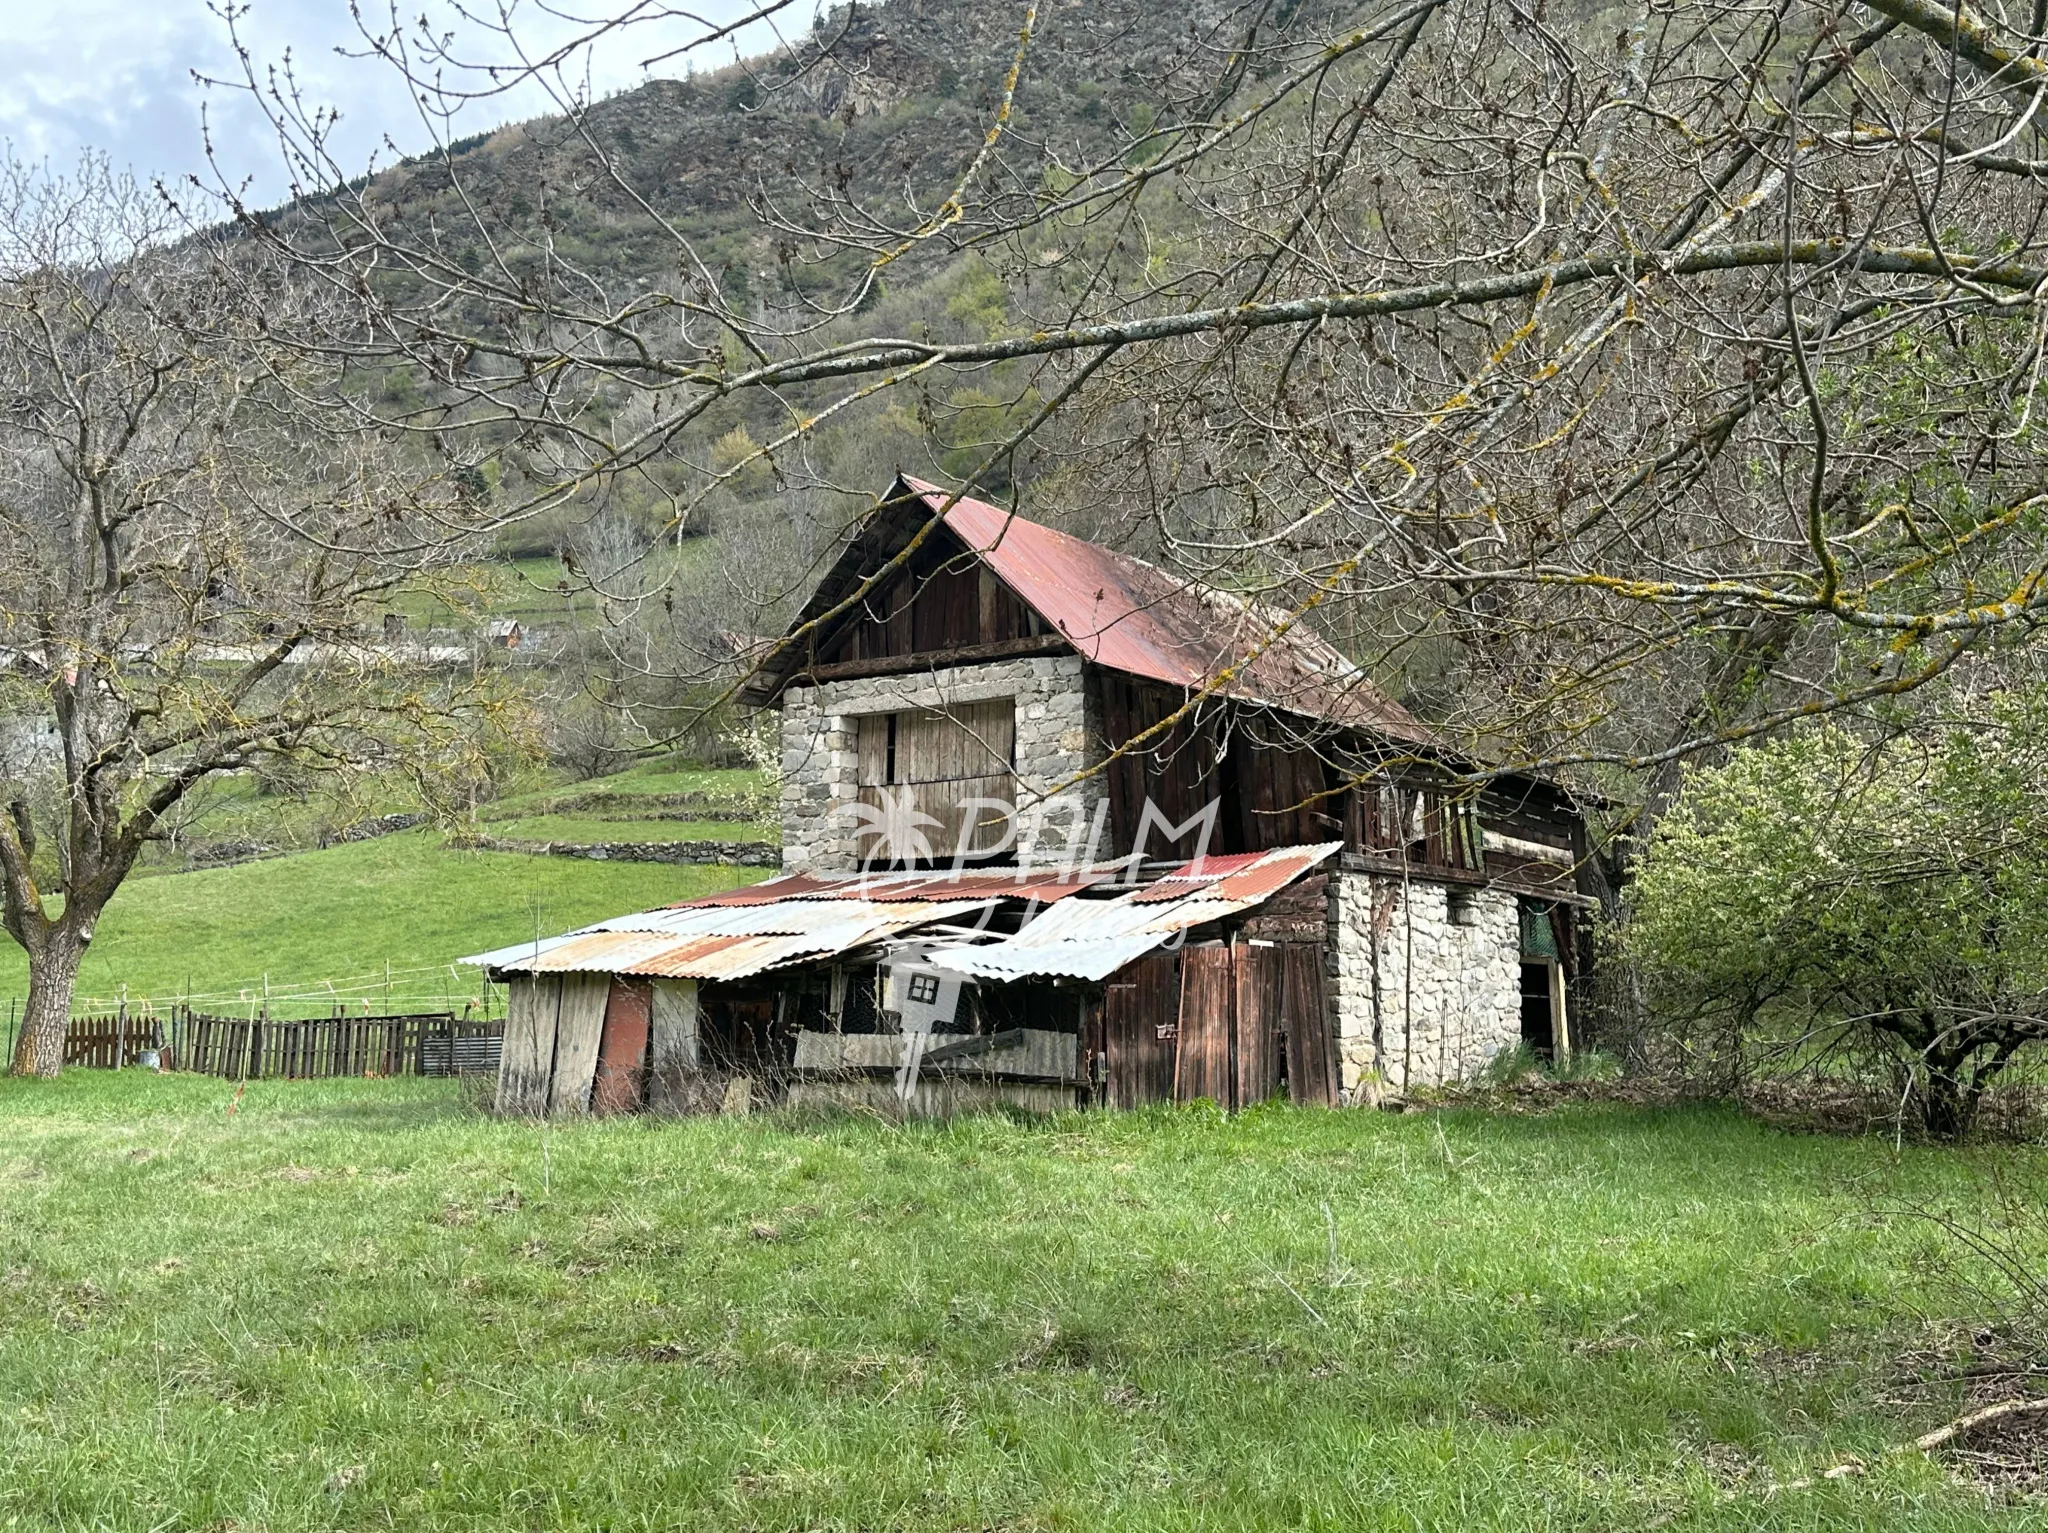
xmin=465 ymin=850 xmax=1337 ymax=985
xmin=936 ymin=935 xmax=1166 ymax=984
xmin=925 ymin=843 xmax=1341 ymax=982
xmin=1214 ymin=851 xmax=1331 ymax=902
xmin=463 ymin=895 xmax=999 ymax=978
xmin=899 ymin=479 xmax=1436 ymax=743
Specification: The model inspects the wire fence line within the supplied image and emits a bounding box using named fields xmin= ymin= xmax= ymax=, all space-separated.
xmin=0 ymin=966 xmax=507 ymax=1068
xmin=4 ymin=1004 xmax=504 ymax=1079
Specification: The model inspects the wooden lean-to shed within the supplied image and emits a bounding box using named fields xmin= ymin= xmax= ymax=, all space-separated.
xmin=465 ymin=846 xmax=1350 ymax=1117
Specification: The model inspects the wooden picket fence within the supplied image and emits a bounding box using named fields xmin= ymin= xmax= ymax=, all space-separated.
xmin=175 ymin=1011 xmax=503 ymax=1079
xmin=51 ymin=1008 xmax=503 ymax=1080
xmin=63 ymin=1011 xmax=169 ymax=1069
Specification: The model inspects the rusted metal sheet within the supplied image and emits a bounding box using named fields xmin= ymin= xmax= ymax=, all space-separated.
xmin=592 ymin=979 xmax=651 ymax=1115
xmin=463 ymin=874 xmax=1077 ymax=982
xmin=742 ymin=475 xmax=1438 ymax=747
xmin=898 ymin=478 xmax=1436 ymax=742
xmin=925 ymin=843 xmax=1341 ymax=982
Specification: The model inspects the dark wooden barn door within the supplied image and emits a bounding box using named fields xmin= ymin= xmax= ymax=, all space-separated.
xmin=1156 ymin=938 xmax=1331 ymax=1110
xmin=1233 ymin=941 xmax=1283 ymax=1108
xmin=1175 ymin=943 xmax=1236 ymax=1105
xmin=1103 ymin=949 xmax=1179 ymax=1108
xmin=1280 ymin=942 xmax=1336 ymax=1106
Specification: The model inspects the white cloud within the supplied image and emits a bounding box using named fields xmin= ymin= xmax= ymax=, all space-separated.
xmin=0 ymin=0 xmax=791 ymax=204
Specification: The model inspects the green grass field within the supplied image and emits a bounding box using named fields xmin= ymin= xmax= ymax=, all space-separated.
xmin=509 ymin=765 xmax=771 ymax=803
xmin=0 ymin=1077 xmax=2034 ymax=1529
xmin=0 ymin=833 xmax=766 ymax=1016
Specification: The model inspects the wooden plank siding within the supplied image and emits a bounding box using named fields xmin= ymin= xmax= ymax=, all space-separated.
xmin=647 ymin=978 xmax=702 ymax=1112
xmin=1102 ymin=948 xmax=1179 ymax=1108
xmin=497 ymin=977 xmax=561 ymax=1115
xmin=1232 ymin=941 xmax=1283 ymax=1108
xmin=856 ymin=701 xmax=1017 ymax=858
xmin=546 ymin=976 xmax=611 ymax=1116
xmin=1098 ymin=671 xmax=1492 ymax=868
xmin=1097 ymin=673 xmax=1228 ymax=861
xmin=141 ymin=1011 xmax=498 ymax=1081
xmin=1280 ymin=942 xmax=1337 ymax=1106
xmin=818 ymin=527 xmax=1045 ymax=666
xmin=1174 ymin=944 xmax=1236 ymax=1105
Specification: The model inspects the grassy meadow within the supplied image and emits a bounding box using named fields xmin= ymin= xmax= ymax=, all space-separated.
xmin=0 ymin=833 xmax=765 ymax=1017
xmin=0 ymin=1075 xmax=2035 ymax=1529
xmin=0 ymin=762 xmax=777 ymax=1017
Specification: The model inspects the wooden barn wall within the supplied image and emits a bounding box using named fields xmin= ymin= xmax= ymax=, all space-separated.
xmin=1101 ymin=948 xmax=1179 ymax=1110
xmin=1094 ymin=674 xmax=1340 ymax=860
xmin=1090 ymin=669 xmax=1584 ymax=884
xmin=1150 ymin=936 xmax=1332 ymax=1112
xmin=819 ymin=526 xmax=1043 ymax=664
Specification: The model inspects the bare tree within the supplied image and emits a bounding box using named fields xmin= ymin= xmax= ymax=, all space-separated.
xmin=208 ymin=0 xmax=2048 ymax=800
xmin=0 ymin=155 xmax=507 ymax=1075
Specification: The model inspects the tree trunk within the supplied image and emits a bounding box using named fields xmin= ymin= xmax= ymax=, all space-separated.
xmin=1916 ymin=1063 xmax=1977 ymax=1142
xmin=11 ymin=926 xmax=86 ymax=1078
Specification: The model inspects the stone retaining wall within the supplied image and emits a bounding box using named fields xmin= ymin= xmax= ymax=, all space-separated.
xmin=462 ymin=835 xmax=780 ymax=867
xmin=177 ymin=811 xmax=431 ymax=871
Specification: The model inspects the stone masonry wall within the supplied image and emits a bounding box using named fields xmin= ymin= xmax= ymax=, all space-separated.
xmin=780 ymin=655 xmax=1105 ymax=871
xmin=1326 ymin=870 xmax=1521 ymax=1096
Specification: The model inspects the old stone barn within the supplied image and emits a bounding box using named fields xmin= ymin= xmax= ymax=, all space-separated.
xmin=470 ymin=476 xmax=1596 ymax=1115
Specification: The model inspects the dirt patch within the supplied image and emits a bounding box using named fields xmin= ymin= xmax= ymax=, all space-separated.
xmin=1888 ymin=1324 xmax=2048 ymax=1498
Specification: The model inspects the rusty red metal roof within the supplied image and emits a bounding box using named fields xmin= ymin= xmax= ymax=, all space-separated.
xmin=464 ymin=870 xmax=1110 ymax=980
xmin=740 ymin=475 xmax=1434 ymax=746
xmin=900 ymin=478 xmax=1434 ymax=743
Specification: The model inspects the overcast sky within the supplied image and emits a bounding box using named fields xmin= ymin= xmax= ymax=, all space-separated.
xmin=1 ymin=0 xmax=787 ymax=205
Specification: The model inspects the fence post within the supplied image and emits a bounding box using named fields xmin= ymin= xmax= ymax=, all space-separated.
xmin=114 ymin=986 xmax=127 ymax=1071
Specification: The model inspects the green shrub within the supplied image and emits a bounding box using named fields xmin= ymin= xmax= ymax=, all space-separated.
xmin=1622 ymin=698 xmax=2048 ymax=1139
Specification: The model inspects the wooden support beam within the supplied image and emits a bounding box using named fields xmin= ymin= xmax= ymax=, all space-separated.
xmin=790 ymin=633 xmax=1072 ymax=686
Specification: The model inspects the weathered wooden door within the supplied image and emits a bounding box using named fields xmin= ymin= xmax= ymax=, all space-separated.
xmin=1103 ymin=948 xmax=1178 ymax=1108
xmin=1175 ymin=943 xmax=1236 ymax=1105
xmin=1233 ymin=941 xmax=1283 ymax=1108
xmin=1280 ymin=942 xmax=1336 ymax=1106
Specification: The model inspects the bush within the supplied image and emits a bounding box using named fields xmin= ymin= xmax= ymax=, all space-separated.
xmin=1622 ymin=699 xmax=2048 ymax=1139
